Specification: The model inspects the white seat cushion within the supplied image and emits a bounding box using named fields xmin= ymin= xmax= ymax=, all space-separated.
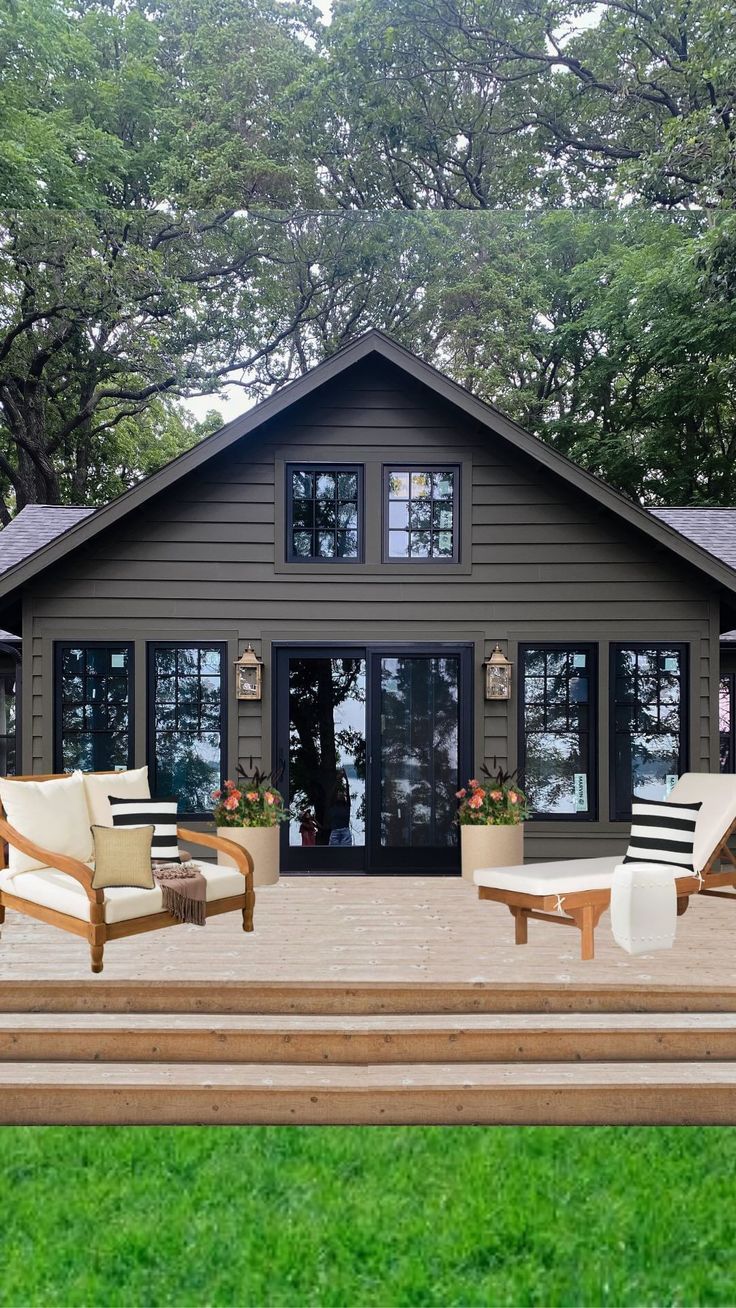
xmin=667 ymin=774 xmax=736 ymax=872
xmin=0 ymin=862 xmax=245 ymax=925
xmin=474 ymin=855 xmax=622 ymax=896
xmin=0 ymin=771 xmax=93 ymax=874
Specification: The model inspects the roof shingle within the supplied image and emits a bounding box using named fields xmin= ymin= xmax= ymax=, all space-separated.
xmin=0 ymin=505 xmax=96 ymax=577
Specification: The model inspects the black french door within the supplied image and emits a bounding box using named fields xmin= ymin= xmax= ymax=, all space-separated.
xmin=274 ymin=644 xmax=472 ymax=875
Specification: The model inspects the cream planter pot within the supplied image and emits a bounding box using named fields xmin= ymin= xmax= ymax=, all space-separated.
xmin=216 ymin=825 xmax=280 ymax=886
xmin=461 ymin=823 xmax=524 ymax=882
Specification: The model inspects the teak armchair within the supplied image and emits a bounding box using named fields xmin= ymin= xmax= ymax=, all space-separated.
xmin=0 ymin=771 xmax=255 ymax=973
xmin=474 ymin=774 xmax=736 ymax=961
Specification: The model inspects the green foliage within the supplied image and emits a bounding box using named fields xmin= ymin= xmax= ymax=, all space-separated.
xmin=3 ymin=1126 xmax=736 ymax=1304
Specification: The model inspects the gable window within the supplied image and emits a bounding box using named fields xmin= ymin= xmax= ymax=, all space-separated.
xmin=55 ymin=643 xmax=133 ymax=772
xmin=384 ymin=467 xmax=458 ymax=561
xmin=287 ymin=465 xmax=362 ymax=562
xmin=148 ymin=643 xmax=225 ymax=817
xmin=519 ymin=645 xmax=597 ymax=819
xmin=611 ymin=644 xmax=687 ymax=821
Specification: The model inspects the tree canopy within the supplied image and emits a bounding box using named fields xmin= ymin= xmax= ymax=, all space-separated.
xmin=0 ymin=0 xmax=734 ymax=514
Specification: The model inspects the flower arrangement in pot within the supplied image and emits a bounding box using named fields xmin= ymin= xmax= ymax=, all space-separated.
xmin=456 ymin=760 xmax=529 ymax=882
xmin=212 ymin=760 xmax=288 ymax=887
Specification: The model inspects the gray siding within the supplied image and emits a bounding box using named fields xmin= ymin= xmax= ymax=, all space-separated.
xmin=25 ymin=357 xmax=719 ymax=861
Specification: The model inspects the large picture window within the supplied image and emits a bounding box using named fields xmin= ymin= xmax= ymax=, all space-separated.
xmin=55 ymin=643 xmax=133 ymax=772
xmin=287 ymin=465 xmax=362 ymax=562
xmin=148 ymin=644 xmax=225 ymax=817
xmin=520 ymin=645 xmax=597 ymax=819
xmin=384 ymin=467 xmax=458 ymax=561
xmin=611 ymin=644 xmax=687 ymax=820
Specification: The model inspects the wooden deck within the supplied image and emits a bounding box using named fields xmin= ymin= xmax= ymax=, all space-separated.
xmin=2 ymin=874 xmax=735 ymax=984
xmin=3 ymin=877 xmax=736 ymax=1124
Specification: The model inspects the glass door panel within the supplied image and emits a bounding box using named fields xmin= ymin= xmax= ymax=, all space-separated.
xmin=281 ymin=652 xmax=366 ymax=871
xmin=371 ymin=653 xmax=463 ymax=872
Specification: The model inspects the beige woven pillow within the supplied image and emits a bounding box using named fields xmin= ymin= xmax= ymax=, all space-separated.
xmin=91 ymin=825 xmax=155 ymax=891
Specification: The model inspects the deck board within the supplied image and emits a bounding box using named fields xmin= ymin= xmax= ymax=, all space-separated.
xmin=1 ymin=875 xmax=735 ymax=987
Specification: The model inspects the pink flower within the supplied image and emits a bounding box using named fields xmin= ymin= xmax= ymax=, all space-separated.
xmin=264 ymin=791 xmax=275 ymax=806
xmin=469 ymin=778 xmax=479 ymax=789
xmin=246 ymin=791 xmax=258 ymax=802
xmin=509 ymin=791 xmax=519 ymax=804
xmin=455 ymin=788 xmax=467 ymax=799
xmin=490 ymin=789 xmax=502 ymax=801
xmin=468 ymin=793 xmax=483 ymax=809
xmin=230 ymin=789 xmax=242 ymax=802
xmin=212 ymin=789 xmax=221 ymax=800
xmin=223 ymin=794 xmax=239 ymax=811
xmin=224 ymin=779 xmax=235 ymax=790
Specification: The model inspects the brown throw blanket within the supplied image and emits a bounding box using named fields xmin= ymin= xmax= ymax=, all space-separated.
xmin=152 ymin=860 xmax=207 ymax=926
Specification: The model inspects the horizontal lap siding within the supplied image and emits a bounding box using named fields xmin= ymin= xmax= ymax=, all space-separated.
xmin=27 ymin=356 xmax=719 ymax=858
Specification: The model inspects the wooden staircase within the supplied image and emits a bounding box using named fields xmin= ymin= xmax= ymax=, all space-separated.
xmin=2 ymin=982 xmax=736 ymax=1124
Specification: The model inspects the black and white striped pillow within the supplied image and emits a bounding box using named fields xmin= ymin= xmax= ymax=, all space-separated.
xmin=623 ymin=797 xmax=702 ymax=873
xmin=109 ymin=796 xmax=180 ymax=863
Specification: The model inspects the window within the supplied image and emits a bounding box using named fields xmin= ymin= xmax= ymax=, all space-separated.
xmin=148 ymin=644 xmax=225 ymax=816
xmin=520 ymin=645 xmax=597 ymax=819
xmin=55 ymin=643 xmax=133 ymax=772
xmin=611 ymin=644 xmax=687 ymax=820
xmin=287 ymin=465 xmax=362 ymax=561
xmin=384 ymin=467 xmax=458 ymax=561
xmin=720 ymin=674 xmax=735 ymax=773
xmin=0 ymin=658 xmax=18 ymax=775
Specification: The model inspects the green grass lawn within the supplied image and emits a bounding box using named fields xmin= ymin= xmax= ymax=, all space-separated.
xmin=1 ymin=1126 xmax=735 ymax=1306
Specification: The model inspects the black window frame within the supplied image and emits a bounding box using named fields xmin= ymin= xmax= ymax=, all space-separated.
xmin=54 ymin=640 xmax=135 ymax=774
xmin=146 ymin=641 xmax=227 ymax=821
xmin=286 ymin=463 xmax=364 ymax=564
xmin=720 ymin=672 xmax=736 ymax=774
xmin=382 ymin=464 xmax=461 ymax=564
xmin=609 ymin=641 xmax=689 ymax=822
xmin=518 ymin=641 xmax=598 ymax=822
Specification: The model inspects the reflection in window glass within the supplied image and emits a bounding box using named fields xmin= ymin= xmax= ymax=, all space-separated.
xmin=521 ymin=647 xmax=595 ymax=817
xmin=386 ymin=468 xmax=457 ymax=559
xmin=379 ymin=655 xmax=460 ymax=847
xmin=151 ymin=645 xmax=224 ymax=813
xmin=287 ymin=657 xmax=366 ymax=846
xmin=57 ymin=644 xmax=132 ymax=772
xmin=612 ymin=645 xmax=685 ymax=819
xmin=0 ymin=663 xmax=17 ymax=775
xmin=289 ymin=466 xmax=361 ymax=560
xmin=720 ymin=674 xmax=734 ymax=772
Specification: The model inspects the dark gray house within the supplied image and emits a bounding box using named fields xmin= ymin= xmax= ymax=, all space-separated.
xmin=0 ymin=331 xmax=735 ymax=874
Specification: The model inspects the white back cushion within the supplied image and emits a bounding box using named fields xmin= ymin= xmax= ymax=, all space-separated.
xmin=668 ymin=773 xmax=736 ymax=872
xmin=82 ymin=766 xmax=150 ymax=828
xmin=0 ymin=771 xmax=94 ymax=873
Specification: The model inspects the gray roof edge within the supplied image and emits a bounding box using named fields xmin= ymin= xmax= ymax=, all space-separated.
xmin=0 ymin=328 xmax=735 ymax=600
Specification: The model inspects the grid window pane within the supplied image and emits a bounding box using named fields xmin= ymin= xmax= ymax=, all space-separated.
xmin=386 ymin=468 xmax=457 ymax=560
xmin=0 ymin=667 xmax=18 ymax=776
xmin=151 ymin=645 xmax=224 ymax=814
xmin=612 ymin=645 xmax=685 ymax=818
xmin=521 ymin=646 xmax=595 ymax=818
xmin=57 ymin=644 xmax=132 ymax=772
xmin=288 ymin=467 xmax=361 ymax=561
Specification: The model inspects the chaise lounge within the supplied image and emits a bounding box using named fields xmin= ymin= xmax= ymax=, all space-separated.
xmin=0 ymin=769 xmax=255 ymax=973
xmin=474 ymin=774 xmax=736 ymax=960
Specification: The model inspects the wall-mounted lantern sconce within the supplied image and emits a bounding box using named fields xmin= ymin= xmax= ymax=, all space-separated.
xmin=235 ymin=644 xmax=263 ymax=700
xmin=483 ymin=644 xmax=512 ymax=700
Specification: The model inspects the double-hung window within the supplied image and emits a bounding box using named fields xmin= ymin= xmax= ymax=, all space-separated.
xmin=610 ymin=644 xmax=687 ymax=820
xmin=287 ymin=465 xmax=362 ymax=561
xmin=55 ymin=643 xmax=133 ymax=772
xmin=384 ymin=467 xmax=458 ymax=561
xmin=520 ymin=645 xmax=597 ymax=819
xmin=148 ymin=644 xmax=226 ymax=817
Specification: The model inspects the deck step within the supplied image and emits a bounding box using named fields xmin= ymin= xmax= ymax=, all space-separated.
xmin=1 ymin=1059 xmax=736 ymax=1124
xmin=3 ymin=1011 xmax=736 ymax=1064
xmin=3 ymin=980 xmax=736 ymax=1014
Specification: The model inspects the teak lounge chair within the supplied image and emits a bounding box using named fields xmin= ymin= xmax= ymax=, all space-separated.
xmin=0 ymin=771 xmax=255 ymax=973
xmin=474 ymin=774 xmax=736 ymax=961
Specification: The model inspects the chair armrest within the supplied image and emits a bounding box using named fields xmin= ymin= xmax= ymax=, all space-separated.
xmin=0 ymin=817 xmax=102 ymax=905
xmin=177 ymin=827 xmax=254 ymax=880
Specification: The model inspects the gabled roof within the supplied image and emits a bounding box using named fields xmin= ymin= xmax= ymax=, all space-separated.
xmin=650 ymin=508 xmax=736 ymax=571
xmin=0 ymin=505 xmax=96 ymax=576
xmin=0 ymin=330 xmax=735 ymax=602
